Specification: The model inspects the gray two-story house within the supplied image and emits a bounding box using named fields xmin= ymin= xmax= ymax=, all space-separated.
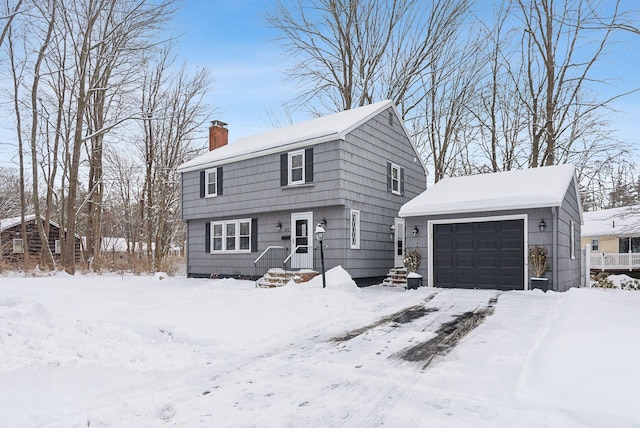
xmin=178 ymin=100 xmax=427 ymax=282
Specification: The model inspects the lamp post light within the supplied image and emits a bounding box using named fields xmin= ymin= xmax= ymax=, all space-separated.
xmin=315 ymin=223 xmax=326 ymax=289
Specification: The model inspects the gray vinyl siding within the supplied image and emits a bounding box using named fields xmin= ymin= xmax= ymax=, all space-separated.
xmin=183 ymin=106 xmax=427 ymax=279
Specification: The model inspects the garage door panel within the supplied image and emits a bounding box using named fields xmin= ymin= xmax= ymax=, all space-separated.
xmin=433 ymin=219 xmax=524 ymax=290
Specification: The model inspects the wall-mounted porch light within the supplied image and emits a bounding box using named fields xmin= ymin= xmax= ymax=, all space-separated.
xmin=275 ymin=222 xmax=282 ymax=232
xmin=315 ymin=223 xmax=326 ymax=289
xmin=412 ymin=226 xmax=419 ymax=236
xmin=390 ymin=224 xmax=396 ymax=242
xmin=539 ymin=219 xmax=546 ymax=232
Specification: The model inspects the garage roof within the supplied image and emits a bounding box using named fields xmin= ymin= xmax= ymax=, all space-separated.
xmin=399 ymin=164 xmax=579 ymax=217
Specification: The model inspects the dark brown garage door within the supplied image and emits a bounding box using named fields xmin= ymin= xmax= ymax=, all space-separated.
xmin=433 ymin=219 xmax=525 ymax=290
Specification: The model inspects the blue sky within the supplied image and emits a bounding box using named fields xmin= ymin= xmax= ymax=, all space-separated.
xmin=172 ymin=0 xmax=640 ymax=147
xmin=169 ymin=0 xmax=300 ymax=142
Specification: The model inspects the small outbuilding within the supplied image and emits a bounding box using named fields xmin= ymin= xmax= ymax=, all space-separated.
xmin=399 ymin=164 xmax=583 ymax=291
xmin=0 ymin=214 xmax=82 ymax=266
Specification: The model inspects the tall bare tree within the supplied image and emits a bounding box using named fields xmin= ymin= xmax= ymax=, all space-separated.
xmin=514 ymin=0 xmax=623 ymax=168
xmin=58 ymin=0 xmax=174 ymax=273
xmin=136 ymin=48 xmax=213 ymax=270
xmin=268 ymin=0 xmax=471 ymax=119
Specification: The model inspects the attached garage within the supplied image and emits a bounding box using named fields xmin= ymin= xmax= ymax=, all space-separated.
xmin=399 ymin=165 xmax=584 ymax=292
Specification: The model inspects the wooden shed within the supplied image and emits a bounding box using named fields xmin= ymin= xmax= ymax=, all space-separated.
xmin=0 ymin=214 xmax=81 ymax=266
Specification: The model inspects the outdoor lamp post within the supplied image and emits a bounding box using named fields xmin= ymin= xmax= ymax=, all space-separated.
xmin=315 ymin=223 xmax=326 ymax=289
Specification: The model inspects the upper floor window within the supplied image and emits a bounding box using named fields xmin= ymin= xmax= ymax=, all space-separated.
xmin=200 ymin=167 xmax=223 ymax=198
xmin=206 ymin=169 xmax=217 ymax=196
xmin=289 ymin=150 xmax=305 ymax=185
xmin=387 ymin=162 xmax=404 ymax=195
xmin=281 ymin=148 xmax=314 ymax=186
xmin=13 ymin=238 xmax=24 ymax=254
xmin=591 ymin=239 xmax=599 ymax=252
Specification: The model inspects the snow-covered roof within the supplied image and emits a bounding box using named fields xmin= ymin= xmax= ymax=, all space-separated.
xmin=0 ymin=214 xmax=37 ymax=231
xmin=399 ymin=164 xmax=580 ymax=218
xmin=178 ymin=100 xmax=416 ymax=172
xmin=582 ymin=205 xmax=640 ymax=237
xmin=0 ymin=214 xmax=65 ymax=232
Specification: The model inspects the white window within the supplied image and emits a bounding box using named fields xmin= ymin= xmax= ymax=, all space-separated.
xmin=570 ymin=221 xmax=576 ymax=259
xmin=12 ymin=238 xmax=24 ymax=254
xmin=350 ymin=210 xmax=360 ymax=249
xmin=54 ymin=239 xmax=61 ymax=254
xmin=205 ymin=168 xmax=217 ymax=197
xmin=391 ymin=163 xmax=401 ymax=195
xmin=211 ymin=219 xmax=251 ymax=253
xmin=591 ymin=239 xmax=599 ymax=252
xmin=289 ymin=150 xmax=305 ymax=185
xmin=212 ymin=223 xmax=223 ymax=251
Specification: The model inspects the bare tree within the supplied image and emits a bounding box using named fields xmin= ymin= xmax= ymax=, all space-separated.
xmin=268 ymin=0 xmax=471 ymax=119
xmin=136 ymin=48 xmax=213 ymax=270
xmin=513 ymin=0 xmax=624 ymax=168
xmin=58 ymin=0 xmax=174 ymax=273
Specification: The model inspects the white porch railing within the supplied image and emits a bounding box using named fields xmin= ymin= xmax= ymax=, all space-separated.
xmin=590 ymin=252 xmax=640 ymax=271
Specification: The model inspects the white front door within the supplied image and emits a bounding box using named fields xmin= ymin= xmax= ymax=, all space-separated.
xmin=291 ymin=212 xmax=313 ymax=269
xmin=394 ymin=218 xmax=405 ymax=268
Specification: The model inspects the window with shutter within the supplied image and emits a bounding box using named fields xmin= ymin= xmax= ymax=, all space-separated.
xmin=209 ymin=219 xmax=253 ymax=253
xmin=282 ymin=148 xmax=313 ymax=186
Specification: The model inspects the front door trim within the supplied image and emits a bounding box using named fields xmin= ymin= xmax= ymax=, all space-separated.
xmin=291 ymin=211 xmax=313 ymax=269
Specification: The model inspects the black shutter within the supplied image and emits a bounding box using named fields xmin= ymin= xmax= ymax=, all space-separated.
xmin=200 ymin=171 xmax=205 ymax=198
xmin=251 ymin=218 xmax=258 ymax=252
xmin=217 ymin=167 xmax=223 ymax=195
xmin=205 ymin=222 xmax=211 ymax=253
xmin=386 ymin=161 xmax=392 ymax=192
xmin=280 ymin=153 xmax=288 ymax=186
xmin=305 ymin=148 xmax=314 ymax=183
xmin=400 ymin=167 xmax=405 ymax=196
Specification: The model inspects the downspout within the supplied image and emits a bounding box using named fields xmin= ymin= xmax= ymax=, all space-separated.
xmin=553 ymin=207 xmax=559 ymax=291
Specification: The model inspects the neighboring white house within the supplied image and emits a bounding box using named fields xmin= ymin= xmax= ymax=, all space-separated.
xmin=581 ymin=205 xmax=640 ymax=271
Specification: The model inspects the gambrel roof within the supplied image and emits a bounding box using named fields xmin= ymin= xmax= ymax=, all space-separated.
xmin=178 ymin=100 xmax=420 ymax=173
xmin=399 ymin=164 xmax=582 ymax=221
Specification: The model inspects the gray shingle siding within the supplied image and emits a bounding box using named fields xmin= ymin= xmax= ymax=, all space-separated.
xmin=182 ymin=106 xmax=426 ymax=279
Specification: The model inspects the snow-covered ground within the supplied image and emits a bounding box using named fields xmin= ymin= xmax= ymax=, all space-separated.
xmin=1 ymin=268 xmax=639 ymax=427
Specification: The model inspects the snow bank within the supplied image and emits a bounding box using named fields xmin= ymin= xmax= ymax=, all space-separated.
xmin=297 ymin=265 xmax=359 ymax=290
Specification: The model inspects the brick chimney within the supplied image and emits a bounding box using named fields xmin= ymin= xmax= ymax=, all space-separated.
xmin=209 ymin=120 xmax=228 ymax=151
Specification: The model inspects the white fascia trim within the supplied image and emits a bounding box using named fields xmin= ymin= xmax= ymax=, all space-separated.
xmin=427 ymin=213 xmax=529 ymax=290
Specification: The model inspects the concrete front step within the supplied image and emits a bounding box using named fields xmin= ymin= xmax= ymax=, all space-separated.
xmin=256 ymin=268 xmax=319 ymax=288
